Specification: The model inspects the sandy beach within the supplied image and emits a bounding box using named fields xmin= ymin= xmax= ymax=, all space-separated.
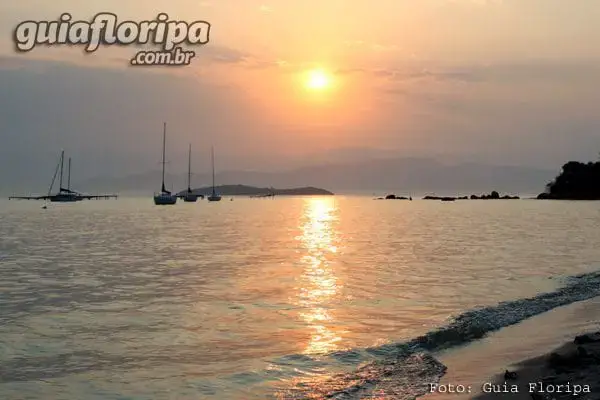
xmin=472 ymin=336 xmax=600 ymax=400
xmin=423 ymin=297 xmax=600 ymax=400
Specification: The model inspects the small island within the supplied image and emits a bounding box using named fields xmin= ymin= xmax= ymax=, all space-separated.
xmin=537 ymin=159 xmax=600 ymax=200
xmin=176 ymin=184 xmax=334 ymax=197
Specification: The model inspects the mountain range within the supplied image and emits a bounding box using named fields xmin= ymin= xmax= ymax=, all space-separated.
xmin=67 ymin=157 xmax=556 ymax=196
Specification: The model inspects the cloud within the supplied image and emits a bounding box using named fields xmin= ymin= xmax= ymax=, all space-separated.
xmin=0 ymin=43 xmax=263 ymax=74
xmin=332 ymin=59 xmax=600 ymax=91
xmin=0 ymin=56 xmax=274 ymax=191
xmin=258 ymin=5 xmax=273 ymax=13
xmin=0 ymin=51 xmax=128 ymax=72
xmin=331 ymin=65 xmax=478 ymax=83
xmin=1 ymin=52 xmax=599 ymax=193
xmin=334 ymin=67 xmax=366 ymax=75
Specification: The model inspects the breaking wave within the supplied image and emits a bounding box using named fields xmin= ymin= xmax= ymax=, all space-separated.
xmin=273 ymin=270 xmax=600 ymax=399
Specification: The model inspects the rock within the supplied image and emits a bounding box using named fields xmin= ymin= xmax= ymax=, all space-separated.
xmin=574 ymin=333 xmax=600 ymax=344
xmin=469 ymin=191 xmax=519 ymax=199
xmin=577 ymin=346 xmax=589 ymax=357
xmin=548 ymin=351 xmax=582 ymax=369
xmin=504 ymin=369 xmax=518 ymax=380
xmin=548 ymin=352 xmax=568 ymax=366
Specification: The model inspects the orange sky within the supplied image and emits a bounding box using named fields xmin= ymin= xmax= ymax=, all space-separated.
xmin=0 ymin=0 xmax=599 ymax=181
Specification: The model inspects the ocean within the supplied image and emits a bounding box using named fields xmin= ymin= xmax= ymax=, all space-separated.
xmin=1 ymin=196 xmax=599 ymax=399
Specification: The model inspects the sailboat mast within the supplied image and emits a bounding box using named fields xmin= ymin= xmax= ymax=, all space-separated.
xmin=59 ymin=150 xmax=64 ymax=190
xmin=188 ymin=144 xmax=192 ymax=191
xmin=67 ymin=157 xmax=71 ymax=190
xmin=211 ymin=146 xmax=215 ymax=193
xmin=161 ymin=122 xmax=166 ymax=193
xmin=47 ymin=156 xmax=61 ymax=196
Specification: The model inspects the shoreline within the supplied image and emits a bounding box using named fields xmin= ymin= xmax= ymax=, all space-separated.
xmin=422 ymin=297 xmax=600 ymax=400
xmin=473 ymin=333 xmax=600 ymax=400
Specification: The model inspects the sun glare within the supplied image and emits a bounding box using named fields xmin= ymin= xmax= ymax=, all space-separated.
xmin=305 ymin=69 xmax=331 ymax=91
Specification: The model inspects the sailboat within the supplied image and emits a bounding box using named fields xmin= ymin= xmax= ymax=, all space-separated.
xmin=66 ymin=157 xmax=83 ymax=201
xmin=183 ymin=144 xmax=198 ymax=202
xmin=207 ymin=146 xmax=221 ymax=202
xmin=10 ymin=150 xmax=118 ymax=202
xmin=153 ymin=122 xmax=177 ymax=205
xmin=50 ymin=151 xmax=78 ymax=202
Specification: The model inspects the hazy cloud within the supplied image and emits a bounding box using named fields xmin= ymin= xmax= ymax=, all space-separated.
xmin=201 ymin=45 xmax=252 ymax=64
xmin=1 ymin=0 xmax=599 ymax=193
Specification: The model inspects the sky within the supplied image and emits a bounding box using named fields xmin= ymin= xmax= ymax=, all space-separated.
xmin=0 ymin=0 xmax=599 ymax=189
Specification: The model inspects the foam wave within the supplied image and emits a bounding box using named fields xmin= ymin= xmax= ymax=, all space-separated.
xmin=277 ymin=352 xmax=446 ymax=400
xmin=274 ymin=270 xmax=600 ymax=399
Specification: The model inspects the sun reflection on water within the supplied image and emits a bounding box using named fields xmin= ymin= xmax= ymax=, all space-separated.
xmin=295 ymin=197 xmax=343 ymax=355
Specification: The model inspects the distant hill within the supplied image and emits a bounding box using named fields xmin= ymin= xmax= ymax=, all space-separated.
xmin=177 ymin=185 xmax=333 ymax=196
xmin=71 ymin=157 xmax=555 ymax=195
xmin=538 ymin=160 xmax=600 ymax=199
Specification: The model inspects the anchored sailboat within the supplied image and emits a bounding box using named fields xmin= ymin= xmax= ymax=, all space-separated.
xmin=183 ymin=144 xmax=199 ymax=202
xmin=207 ymin=146 xmax=221 ymax=202
xmin=50 ymin=151 xmax=78 ymax=202
xmin=153 ymin=122 xmax=177 ymax=205
xmin=9 ymin=150 xmax=118 ymax=202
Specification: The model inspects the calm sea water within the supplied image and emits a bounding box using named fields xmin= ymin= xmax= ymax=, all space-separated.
xmin=1 ymin=197 xmax=600 ymax=399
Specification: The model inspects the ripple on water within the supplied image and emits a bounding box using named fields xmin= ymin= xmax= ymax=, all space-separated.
xmin=1 ymin=198 xmax=600 ymax=398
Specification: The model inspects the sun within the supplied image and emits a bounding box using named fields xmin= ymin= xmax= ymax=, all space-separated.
xmin=305 ymin=69 xmax=331 ymax=91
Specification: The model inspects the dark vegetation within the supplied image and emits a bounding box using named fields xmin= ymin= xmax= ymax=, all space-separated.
xmin=538 ymin=159 xmax=600 ymax=200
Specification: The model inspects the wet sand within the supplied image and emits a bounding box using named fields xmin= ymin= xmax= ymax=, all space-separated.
xmin=422 ymin=297 xmax=600 ymax=400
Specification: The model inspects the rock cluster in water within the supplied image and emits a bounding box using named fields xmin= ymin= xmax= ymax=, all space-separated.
xmin=421 ymin=191 xmax=520 ymax=201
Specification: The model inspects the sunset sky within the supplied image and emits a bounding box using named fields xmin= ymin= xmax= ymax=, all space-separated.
xmin=0 ymin=0 xmax=599 ymax=187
